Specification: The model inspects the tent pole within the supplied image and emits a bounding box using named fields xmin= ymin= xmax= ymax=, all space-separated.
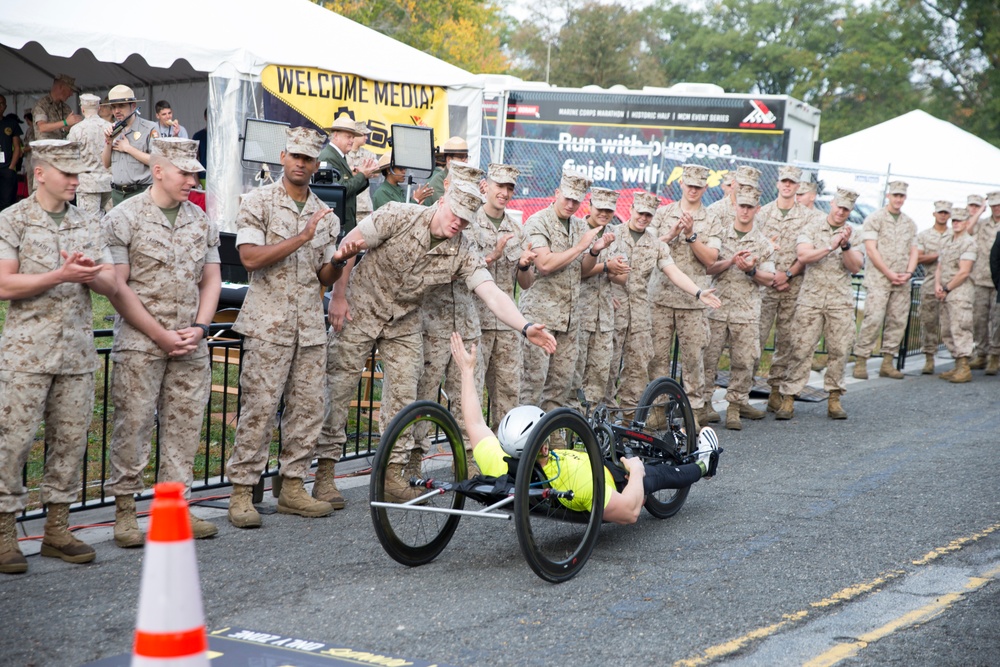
xmin=882 ymin=162 xmax=891 ymax=207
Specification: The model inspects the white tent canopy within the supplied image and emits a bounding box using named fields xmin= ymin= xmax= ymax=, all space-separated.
xmin=1 ymin=0 xmax=481 ymax=226
xmin=820 ymin=110 xmax=1000 ymax=230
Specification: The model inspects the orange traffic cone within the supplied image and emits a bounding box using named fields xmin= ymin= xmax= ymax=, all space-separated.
xmin=132 ymin=482 xmax=209 ymax=667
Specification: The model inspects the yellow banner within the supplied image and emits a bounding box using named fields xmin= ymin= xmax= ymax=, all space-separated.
xmin=261 ymin=64 xmax=449 ymax=154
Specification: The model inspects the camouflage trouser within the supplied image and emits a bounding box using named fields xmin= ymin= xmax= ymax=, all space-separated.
xmin=477 ymin=329 xmax=521 ymax=430
xmin=781 ymin=306 xmax=855 ymax=396
xmin=604 ymin=320 xmax=629 ymax=406
xmin=616 ymin=327 xmax=654 ymax=410
xmin=0 ymin=371 xmax=94 ymax=512
xmin=417 ymin=333 xmax=479 ymax=450
xmin=227 ymin=338 xmax=325 ymax=485
xmin=649 ymin=306 xmax=709 ymax=410
xmin=941 ymin=296 xmax=974 ymax=359
xmin=919 ymin=284 xmax=942 ymax=354
xmin=704 ymin=319 xmax=759 ymax=407
xmin=105 ymin=351 xmax=211 ymax=497
xmin=973 ymin=285 xmax=1000 ymax=356
xmin=318 ymin=321 xmax=422 ymax=466
xmin=758 ymin=283 xmax=801 ymax=389
xmin=854 ymin=285 xmax=910 ymax=358
xmin=76 ymin=191 xmax=113 ymax=218
xmin=573 ymin=328 xmax=613 ymax=410
xmin=521 ymin=324 xmax=580 ymax=412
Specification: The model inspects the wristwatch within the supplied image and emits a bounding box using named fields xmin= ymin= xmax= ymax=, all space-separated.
xmin=943 ymin=284 xmax=951 ymax=293
xmin=192 ymin=323 xmax=210 ymax=338
xmin=785 ymin=270 xmax=793 ymax=279
xmin=745 ymin=266 xmax=757 ymax=277
xmin=841 ymin=241 xmax=851 ymax=251
xmin=684 ymin=233 xmax=698 ymax=244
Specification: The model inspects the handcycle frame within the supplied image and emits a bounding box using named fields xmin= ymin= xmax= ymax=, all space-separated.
xmin=369 ymin=376 xmax=699 ymax=583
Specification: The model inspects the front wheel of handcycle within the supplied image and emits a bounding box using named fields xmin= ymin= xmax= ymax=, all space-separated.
xmin=514 ymin=408 xmax=604 ymax=583
xmin=370 ymin=400 xmax=466 ymax=567
xmin=634 ymin=376 xmax=697 ymax=519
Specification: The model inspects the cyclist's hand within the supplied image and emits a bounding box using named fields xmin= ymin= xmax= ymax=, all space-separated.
xmin=621 ymin=456 xmax=645 ymax=479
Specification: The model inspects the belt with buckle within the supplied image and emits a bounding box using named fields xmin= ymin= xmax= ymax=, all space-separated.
xmin=111 ymin=182 xmax=149 ymax=195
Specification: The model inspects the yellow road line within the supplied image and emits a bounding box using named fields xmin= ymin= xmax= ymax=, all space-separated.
xmin=672 ymin=524 xmax=1000 ymax=667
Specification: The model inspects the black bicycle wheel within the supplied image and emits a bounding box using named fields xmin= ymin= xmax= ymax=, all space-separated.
xmin=514 ymin=408 xmax=603 ymax=583
xmin=634 ymin=376 xmax=696 ymax=519
xmin=370 ymin=400 xmax=466 ymax=567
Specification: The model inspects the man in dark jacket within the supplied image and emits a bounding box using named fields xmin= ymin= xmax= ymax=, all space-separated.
xmin=317 ymin=115 xmax=378 ymax=234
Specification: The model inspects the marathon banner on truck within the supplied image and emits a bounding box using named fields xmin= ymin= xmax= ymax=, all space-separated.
xmin=483 ymin=90 xmax=789 ymax=206
xmin=262 ymin=64 xmax=449 ymax=154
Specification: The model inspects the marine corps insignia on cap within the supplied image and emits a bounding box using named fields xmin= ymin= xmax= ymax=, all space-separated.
xmin=967 ymin=194 xmax=984 ymax=207
xmin=448 ymin=161 xmax=485 ymax=187
xmin=951 ymin=207 xmax=969 ymax=221
xmin=887 ymin=180 xmax=908 ymax=195
xmin=632 ymin=191 xmax=660 ymax=215
xmin=488 ymin=163 xmax=520 ymax=185
xmin=559 ymin=168 xmax=592 ymax=201
xmin=681 ymin=164 xmax=710 ymax=187
xmin=734 ymin=165 xmax=761 ymax=187
xmin=933 ymin=200 xmax=952 ymax=214
xmin=30 ymin=140 xmax=87 ymax=174
xmin=285 ymin=126 xmax=327 ymax=159
xmin=151 ymin=137 xmax=205 ymax=173
xmin=833 ymin=187 xmax=860 ymax=211
xmin=987 ymin=191 xmax=1000 ymax=206
xmin=735 ymin=184 xmax=761 ymax=207
xmin=589 ymin=187 xmax=619 ymax=211
xmin=777 ymin=165 xmax=802 ymax=183
xmin=447 ymin=180 xmax=485 ymax=223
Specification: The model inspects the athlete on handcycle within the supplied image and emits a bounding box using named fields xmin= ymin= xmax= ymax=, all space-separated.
xmin=449 ymin=333 xmax=722 ymax=525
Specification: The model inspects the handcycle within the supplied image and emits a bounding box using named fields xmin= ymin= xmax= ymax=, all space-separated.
xmin=368 ymin=376 xmax=702 ymax=583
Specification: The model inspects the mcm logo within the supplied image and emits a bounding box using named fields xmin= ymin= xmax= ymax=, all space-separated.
xmin=740 ymin=100 xmax=777 ymax=127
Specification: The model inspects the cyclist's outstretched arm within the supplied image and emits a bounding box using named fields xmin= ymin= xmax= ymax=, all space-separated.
xmin=449 ymin=332 xmax=494 ymax=446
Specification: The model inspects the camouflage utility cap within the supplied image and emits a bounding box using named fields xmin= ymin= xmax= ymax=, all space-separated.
xmin=887 ymin=181 xmax=909 ymax=195
xmin=987 ymin=191 xmax=1000 ymax=206
xmin=448 ymin=161 xmax=485 ymax=186
xmin=681 ymin=164 xmax=710 ymax=187
xmin=735 ymin=184 xmax=761 ymax=207
xmin=778 ymin=165 xmax=802 ymax=183
xmin=31 ymin=139 xmax=87 ymax=174
xmin=79 ymin=93 xmax=101 ymax=109
xmin=354 ymin=121 xmax=372 ymax=135
xmin=590 ymin=187 xmax=619 ymax=211
xmin=488 ymin=163 xmax=520 ymax=185
xmin=447 ymin=180 xmax=484 ymax=222
xmin=933 ymin=200 xmax=952 ymax=214
xmin=632 ymin=191 xmax=659 ymax=215
xmin=951 ymin=207 xmax=969 ymax=221
xmin=967 ymin=194 xmax=984 ymax=207
xmin=735 ymin=165 xmax=761 ymax=187
xmin=286 ymin=126 xmax=327 ymax=158
xmin=151 ymin=137 xmax=205 ymax=173
xmin=559 ymin=168 xmax=592 ymax=201
xmin=797 ymin=181 xmax=817 ymax=194
xmin=833 ymin=187 xmax=860 ymax=211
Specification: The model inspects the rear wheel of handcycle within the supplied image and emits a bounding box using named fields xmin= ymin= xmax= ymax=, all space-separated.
xmin=514 ymin=408 xmax=604 ymax=583
xmin=634 ymin=376 xmax=697 ymax=519
xmin=370 ymin=400 xmax=466 ymax=567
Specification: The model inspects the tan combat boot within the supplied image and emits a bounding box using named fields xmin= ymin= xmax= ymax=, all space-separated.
xmin=725 ymin=404 xmax=742 ymax=431
xmin=811 ymin=358 xmax=827 ymax=372
xmin=312 ymin=459 xmax=346 ymax=510
xmin=766 ymin=388 xmax=782 ymax=413
xmin=0 ymin=512 xmax=27 ymax=574
xmin=853 ymin=356 xmax=869 ymax=380
xmin=827 ymin=390 xmax=848 ymax=420
xmin=228 ymin=484 xmax=261 ymax=528
xmin=738 ymin=403 xmax=766 ymax=420
xmin=277 ymin=477 xmax=335 ymax=517
xmin=922 ymin=353 xmax=935 ymax=375
xmin=114 ymin=495 xmax=144 ymax=548
xmin=969 ymin=353 xmax=987 ymax=370
xmin=697 ymin=404 xmax=721 ymax=424
xmin=189 ymin=510 xmax=218 ymax=539
xmin=40 ymin=503 xmax=96 ymax=564
xmin=879 ymin=355 xmax=904 ymax=379
xmin=949 ymin=357 xmax=972 ymax=383
xmin=985 ymin=355 xmax=999 ymax=376
xmin=384 ymin=462 xmax=424 ymax=503
xmin=938 ymin=365 xmax=957 ymax=381
xmin=775 ymin=394 xmax=795 ymax=420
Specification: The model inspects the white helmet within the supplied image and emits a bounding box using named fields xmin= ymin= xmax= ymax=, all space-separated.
xmin=497 ymin=406 xmax=546 ymax=458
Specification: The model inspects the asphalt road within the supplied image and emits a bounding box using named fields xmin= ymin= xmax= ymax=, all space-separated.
xmin=3 ymin=356 xmax=999 ymax=667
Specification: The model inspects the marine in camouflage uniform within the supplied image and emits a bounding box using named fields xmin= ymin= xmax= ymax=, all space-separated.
xmin=778 ymin=188 xmax=866 ymax=420
xmin=572 ymin=188 xmax=621 ymax=409
xmin=755 ymin=165 xmax=809 ymax=408
xmin=935 ymin=207 xmax=978 ymax=382
xmin=703 ymin=185 xmax=776 ymax=430
xmin=853 ymin=181 xmax=918 ymax=380
xmin=320 ymin=182 xmax=555 ymax=502
xmin=0 ymin=141 xmax=116 ymax=573
xmin=969 ymin=193 xmax=1000 ymax=372
xmin=519 ymin=169 xmax=609 ymax=412
xmin=467 ymin=163 xmax=535 ymax=430
xmin=227 ymin=128 xmax=346 ymax=527
xmin=915 ymin=202 xmax=953 ymax=374
xmin=66 ymin=94 xmax=113 ymax=217
xmin=103 ymin=139 xmax=221 ymax=547
xmin=648 ymin=164 xmax=722 ymax=419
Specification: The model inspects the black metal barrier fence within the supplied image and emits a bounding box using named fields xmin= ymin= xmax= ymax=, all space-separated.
xmin=16 ymin=278 xmax=923 ymax=520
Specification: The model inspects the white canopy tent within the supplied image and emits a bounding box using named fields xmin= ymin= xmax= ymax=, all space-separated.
xmin=0 ymin=0 xmax=483 ymax=227
xmin=819 ymin=110 xmax=1000 ymax=230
